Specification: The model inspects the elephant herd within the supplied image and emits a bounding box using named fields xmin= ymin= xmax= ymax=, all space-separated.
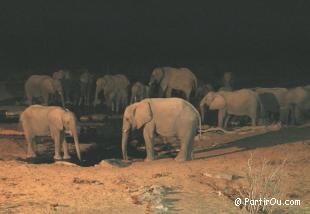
xmin=21 ymin=67 xmax=310 ymax=162
xmin=24 ymin=67 xmax=199 ymax=113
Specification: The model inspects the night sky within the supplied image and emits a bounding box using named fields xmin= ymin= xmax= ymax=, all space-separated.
xmin=0 ymin=1 xmax=310 ymax=85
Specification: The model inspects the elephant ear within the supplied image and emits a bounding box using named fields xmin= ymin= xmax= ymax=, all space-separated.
xmin=156 ymin=68 xmax=169 ymax=91
xmin=134 ymin=101 xmax=153 ymax=129
xmin=47 ymin=109 xmax=64 ymax=131
xmin=42 ymin=78 xmax=54 ymax=93
xmin=209 ymin=94 xmax=226 ymax=110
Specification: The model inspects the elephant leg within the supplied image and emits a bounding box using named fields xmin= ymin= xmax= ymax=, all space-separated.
xmin=166 ymin=87 xmax=172 ymax=98
xmin=42 ymin=93 xmax=49 ymax=105
xmin=26 ymin=135 xmax=37 ymax=158
xmin=184 ymin=89 xmax=191 ymax=101
xmin=143 ymin=122 xmax=155 ymax=161
xmin=62 ymin=135 xmax=71 ymax=160
xmin=223 ymin=114 xmax=230 ymax=128
xmin=218 ymin=109 xmax=226 ymax=128
xmin=175 ymin=130 xmax=195 ymax=161
xmin=251 ymin=113 xmax=257 ymax=126
xmin=115 ymin=100 xmax=120 ymax=114
xmin=52 ymin=132 xmax=62 ymax=160
xmin=111 ymin=101 xmax=115 ymax=113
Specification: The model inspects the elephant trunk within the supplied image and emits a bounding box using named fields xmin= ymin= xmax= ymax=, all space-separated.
xmin=121 ymin=130 xmax=129 ymax=160
xmin=94 ymin=86 xmax=99 ymax=106
xmin=72 ymin=127 xmax=81 ymax=161
xmin=59 ymin=92 xmax=65 ymax=107
xmin=199 ymin=102 xmax=205 ymax=123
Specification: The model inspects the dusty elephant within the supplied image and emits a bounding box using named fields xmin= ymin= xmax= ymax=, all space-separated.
xmin=25 ymin=75 xmax=65 ymax=107
xmin=94 ymin=74 xmax=130 ymax=112
xmin=257 ymin=92 xmax=280 ymax=123
xmin=148 ymin=67 xmax=197 ymax=101
xmin=20 ymin=105 xmax=81 ymax=161
xmin=130 ymin=82 xmax=150 ymax=104
xmin=79 ymin=70 xmax=95 ymax=106
xmin=253 ymin=87 xmax=288 ymax=122
xmin=121 ymin=98 xmax=201 ymax=161
xmin=284 ymin=86 xmax=310 ymax=124
xmin=200 ymin=89 xmax=262 ymax=128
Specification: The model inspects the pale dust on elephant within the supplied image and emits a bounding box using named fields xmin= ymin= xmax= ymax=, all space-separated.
xmin=79 ymin=69 xmax=95 ymax=106
xmin=284 ymin=86 xmax=310 ymax=124
xmin=25 ymin=75 xmax=65 ymax=107
xmin=94 ymin=74 xmax=130 ymax=112
xmin=20 ymin=105 xmax=81 ymax=161
xmin=121 ymin=98 xmax=201 ymax=161
xmin=130 ymin=81 xmax=150 ymax=104
xmin=200 ymin=89 xmax=261 ymax=128
xmin=149 ymin=67 xmax=197 ymax=101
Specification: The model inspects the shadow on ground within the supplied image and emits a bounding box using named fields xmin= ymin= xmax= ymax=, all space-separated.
xmin=195 ymin=125 xmax=310 ymax=159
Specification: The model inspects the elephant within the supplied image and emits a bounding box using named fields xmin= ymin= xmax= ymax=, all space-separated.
xmin=200 ymin=89 xmax=262 ymax=128
xmin=284 ymin=86 xmax=310 ymax=124
xmin=148 ymin=67 xmax=197 ymax=101
xmin=25 ymin=75 xmax=65 ymax=107
xmin=94 ymin=74 xmax=130 ymax=112
xmin=57 ymin=70 xmax=80 ymax=105
xmin=257 ymin=92 xmax=280 ymax=123
xmin=253 ymin=87 xmax=289 ymax=123
xmin=218 ymin=86 xmax=233 ymax=92
xmin=20 ymin=105 xmax=81 ymax=161
xmin=79 ymin=70 xmax=95 ymax=106
xmin=194 ymin=82 xmax=214 ymax=106
xmin=52 ymin=69 xmax=66 ymax=80
xmin=130 ymin=82 xmax=150 ymax=104
xmin=121 ymin=98 xmax=201 ymax=161
xmin=220 ymin=72 xmax=234 ymax=91
xmin=107 ymin=87 xmax=128 ymax=113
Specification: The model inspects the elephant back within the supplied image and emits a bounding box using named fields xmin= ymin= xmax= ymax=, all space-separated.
xmin=41 ymin=76 xmax=56 ymax=94
xmin=113 ymin=74 xmax=130 ymax=88
xmin=25 ymin=75 xmax=52 ymax=94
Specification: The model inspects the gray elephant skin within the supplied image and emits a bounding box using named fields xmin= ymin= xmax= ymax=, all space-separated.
xmin=257 ymin=92 xmax=280 ymax=123
xmin=94 ymin=74 xmax=130 ymax=112
xmin=121 ymin=98 xmax=201 ymax=161
xmin=79 ymin=70 xmax=95 ymax=106
xmin=149 ymin=67 xmax=197 ymax=101
xmin=253 ymin=87 xmax=288 ymax=123
xmin=20 ymin=105 xmax=81 ymax=161
xmin=130 ymin=82 xmax=150 ymax=104
xmin=25 ymin=75 xmax=65 ymax=107
xmin=284 ymin=86 xmax=310 ymax=124
xmin=200 ymin=89 xmax=262 ymax=128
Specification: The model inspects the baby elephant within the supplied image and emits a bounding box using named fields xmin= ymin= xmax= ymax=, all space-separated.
xmin=121 ymin=98 xmax=201 ymax=161
xmin=20 ymin=105 xmax=81 ymax=161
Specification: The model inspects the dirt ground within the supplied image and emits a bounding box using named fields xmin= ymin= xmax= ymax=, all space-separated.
xmin=0 ymin=118 xmax=310 ymax=213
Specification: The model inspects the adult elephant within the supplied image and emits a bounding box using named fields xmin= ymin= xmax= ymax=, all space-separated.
xmin=59 ymin=70 xmax=80 ymax=105
xmin=79 ymin=70 xmax=95 ymax=106
xmin=257 ymin=92 xmax=280 ymax=123
xmin=130 ymin=82 xmax=150 ymax=104
xmin=93 ymin=74 xmax=130 ymax=112
xmin=253 ymin=87 xmax=288 ymax=122
xmin=148 ymin=67 xmax=197 ymax=101
xmin=284 ymin=86 xmax=310 ymax=124
xmin=121 ymin=98 xmax=201 ymax=161
xmin=52 ymin=69 xmax=66 ymax=80
xmin=25 ymin=75 xmax=65 ymax=107
xmin=200 ymin=89 xmax=262 ymax=128
xmin=20 ymin=105 xmax=81 ymax=161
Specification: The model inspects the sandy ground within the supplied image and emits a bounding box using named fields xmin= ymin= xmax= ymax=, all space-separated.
xmin=0 ymin=120 xmax=309 ymax=213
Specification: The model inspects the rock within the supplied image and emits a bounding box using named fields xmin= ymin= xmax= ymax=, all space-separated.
xmin=203 ymin=171 xmax=241 ymax=181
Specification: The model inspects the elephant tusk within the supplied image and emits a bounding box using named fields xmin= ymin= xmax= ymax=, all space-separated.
xmin=122 ymin=129 xmax=130 ymax=133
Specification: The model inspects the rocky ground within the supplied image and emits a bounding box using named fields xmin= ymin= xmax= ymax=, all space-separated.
xmin=0 ymin=117 xmax=309 ymax=213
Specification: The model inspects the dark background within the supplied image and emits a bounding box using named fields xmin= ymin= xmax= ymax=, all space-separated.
xmin=0 ymin=1 xmax=309 ymax=87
